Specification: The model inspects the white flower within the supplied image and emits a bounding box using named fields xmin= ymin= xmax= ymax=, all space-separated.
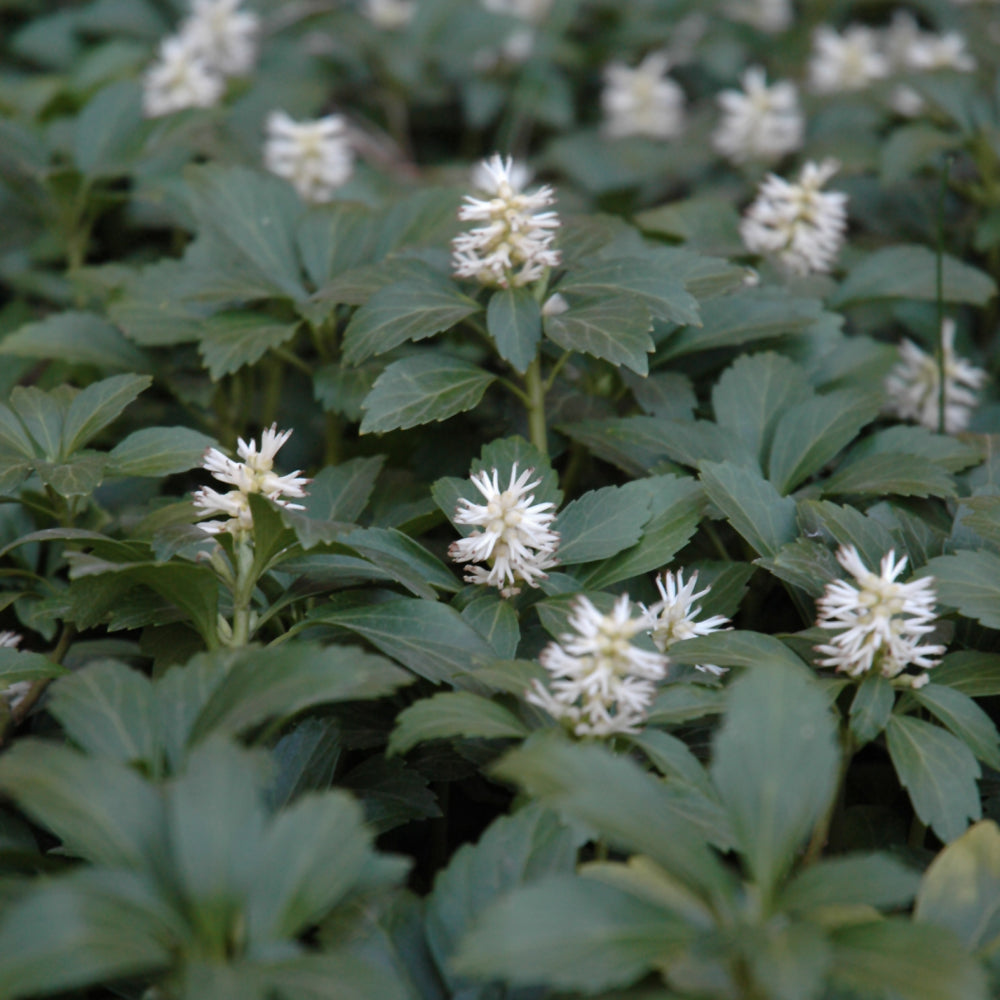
xmin=361 ymin=0 xmax=416 ymax=29
xmin=641 ymin=570 xmax=731 ymax=676
xmin=451 ymin=154 xmax=561 ymax=288
xmin=194 ymin=424 xmax=309 ymax=536
xmin=527 ymin=594 xmax=668 ymax=737
xmin=482 ymin=0 xmax=552 ymax=23
xmin=884 ymin=13 xmax=976 ymax=116
xmin=601 ymin=51 xmax=685 ymax=141
xmin=143 ymin=32 xmax=225 ymax=117
xmin=0 ymin=632 xmax=29 ymax=713
xmin=809 ymin=25 xmax=889 ymax=93
xmin=723 ymin=0 xmax=792 ymax=32
xmin=740 ymin=159 xmax=848 ymax=276
xmin=264 ymin=111 xmax=354 ymax=203
xmin=815 ymin=546 xmax=944 ymax=686
xmin=179 ymin=0 xmax=259 ymax=78
xmin=884 ymin=318 xmax=987 ymax=434
xmin=712 ymin=67 xmax=804 ymax=165
xmin=448 ymin=463 xmax=559 ymax=597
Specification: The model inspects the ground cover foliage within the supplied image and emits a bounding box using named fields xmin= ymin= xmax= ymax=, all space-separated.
xmin=5 ymin=0 xmax=1000 ymax=997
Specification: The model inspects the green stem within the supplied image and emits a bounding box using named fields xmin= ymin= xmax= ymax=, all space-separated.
xmin=524 ymin=356 xmax=548 ymax=457
xmin=935 ymin=157 xmax=952 ymax=435
xmin=273 ymin=346 xmax=313 ymax=376
xmin=225 ymin=540 xmax=256 ymax=647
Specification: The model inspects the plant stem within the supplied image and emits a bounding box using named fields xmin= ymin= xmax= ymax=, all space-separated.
xmin=524 ymin=356 xmax=548 ymax=457
xmin=935 ymin=157 xmax=951 ymax=435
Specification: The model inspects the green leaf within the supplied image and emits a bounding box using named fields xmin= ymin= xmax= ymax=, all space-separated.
xmin=0 ymin=869 xmax=175 ymax=999
xmin=9 ymin=385 xmax=66 ymax=461
xmin=635 ymin=195 xmax=745 ymax=257
xmin=0 ymin=646 xmax=68 ymax=685
xmin=558 ymin=257 xmax=700 ymax=326
xmin=108 ymin=426 xmax=215 ymax=477
xmin=821 ymin=452 xmax=957 ymax=499
xmin=798 ymin=499 xmax=898 ymax=571
xmin=579 ymin=475 xmax=703 ymax=589
xmin=831 ymin=245 xmax=997 ymax=308
xmin=70 ymin=559 xmax=219 ymax=647
xmin=360 ymin=354 xmax=495 ymax=434
xmin=185 ymin=164 xmax=307 ymax=302
xmin=912 ymin=684 xmax=1000 ymax=770
xmin=647 ymin=684 xmax=726 ymax=725
xmin=710 ymin=661 xmax=839 ymax=894
xmin=493 ymin=735 xmax=732 ymax=900
xmin=461 ymin=594 xmax=520 ymax=658
xmin=263 ymin=951 xmax=412 ymax=1000
xmin=881 ymin=123 xmax=959 ymax=185
xmin=757 ymin=539 xmax=841 ymax=598
xmin=915 ymin=820 xmax=1000 ymax=953
xmin=295 ymin=202 xmax=376 ymax=288
xmin=72 ymin=79 xmax=145 ymax=176
xmin=248 ymin=791 xmax=374 ymax=940
xmin=849 ymin=674 xmax=895 ymax=746
xmin=47 ymin=660 xmax=158 ymax=766
xmin=886 ymin=714 xmax=981 ymax=843
xmin=452 ymin=874 xmax=692 ymax=993
xmin=747 ymin=920 xmax=831 ymax=1000
xmin=198 ymin=313 xmax=300 ymax=380
xmin=426 ymin=805 xmax=580 ymax=994
xmin=343 ymin=273 xmax=480 ymax=365
xmin=0 ymin=401 xmax=37 ymax=458
xmin=309 ymin=598 xmax=496 ymax=685
xmin=36 ymin=452 xmax=107 ymax=497
xmin=830 ymin=918 xmax=988 ymax=1000
xmin=712 ymin=353 xmax=812 ymax=469
xmin=666 ymin=630 xmax=810 ymax=674
xmin=646 ymin=418 xmax=752 ymax=470
xmin=924 ymin=551 xmax=1000 ymax=629
xmin=340 ymin=526 xmax=458 ymax=599
xmin=781 ymin=853 xmax=920 ymax=913
xmin=849 ymin=425 xmax=982 ymax=474
xmin=487 ymin=286 xmax=541 ymax=373
xmin=61 ymin=373 xmax=151 ymax=457
xmin=189 ymin=643 xmax=412 ymax=744
xmin=559 ymin=416 xmax=679 ymax=477
xmin=932 ymin=652 xmax=1000 ymax=698
xmin=767 ymin=390 xmax=880 ymax=495
xmin=627 ymin=729 xmax=713 ymax=793
xmin=544 ymin=295 xmax=653 ymax=375
xmin=699 ymin=460 xmax=798 ymax=558
xmin=659 ymin=288 xmax=823 ymax=361
xmin=0 ymin=740 xmax=163 ymax=868
xmin=109 ymin=258 xmax=209 ymax=346
xmin=555 ymin=483 xmax=652 ymax=565
xmin=388 ymin=692 xmax=530 ymax=756
xmin=0 ymin=311 xmax=150 ymax=371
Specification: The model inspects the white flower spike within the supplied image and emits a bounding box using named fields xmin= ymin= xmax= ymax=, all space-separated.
xmin=884 ymin=319 xmax=987 ymax=434
xmin=809 ymin=25 xmax=889 ymax=94
xmin=452 ymin=154 xmax=561 ymax=288
xmin=194 ymin=424 xmax=309 ymax=537
xmin=642 ymin=570 xmax=731 ymax=676
xmin=740 ymin=159 xmax=848 ymax=276
xmin=601 ymin=51 xmax=686 ymax=141
xmin=713 ymin=67 xmax=803 ymax=165
xmin=448 ymin=463 xmax=560 ymax=597
xmin=0 ymin=631 xmax=30 ymax=713
xmin=527 ymin=594 xmax=668 ymax=737
xmin=264 ymin=111 xmax=355 ymax=203
xmin=143 ymin=33 xmax=224 ymax=118
xmin=815 ymin=545 xmax=945 ymax=687
xmin=179 ymin=0 xmax=259 ymax=78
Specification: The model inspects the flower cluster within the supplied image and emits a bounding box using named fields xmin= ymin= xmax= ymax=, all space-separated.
xmin=712 ymin=67 xmax=804 ymax=165
xmin=601 ymin=51 xmax=686 ymax=141
xmin=193 ymin=425 xmax=309 ymax=537
xmin=642 ymin=570 xmax=731 ymax=676
xmin=143 ymin=0 xmax=258 ymax=118
xmin=452 ymin=155 xmax=561 ymax=288
xmin=883 ymin=319 xmax=987 ymax=434
xmin=264 ymin=112 xmax=355 ymax=203
xmin=723 ymin=0 xmax=792 ymax=33
xmin=809 ymin=16 xmax=974 ymax=104
xmin=526 ymin=595 xmax=668 ymax=737
xmin=815 ymin=546 xmax=945 ymax=688
xmin=362 ymin=0 xmax=416 ymax=29
xmin=740 ymin=159 xmax=848 ymax=276
xmin=448 ymin=463 xmax=559 ymax=597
